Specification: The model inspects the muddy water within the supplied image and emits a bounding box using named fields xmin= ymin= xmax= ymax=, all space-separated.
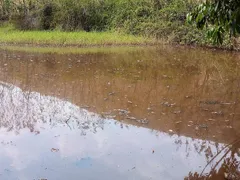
xmin=0 ymin=46 xmax=240 ymax=180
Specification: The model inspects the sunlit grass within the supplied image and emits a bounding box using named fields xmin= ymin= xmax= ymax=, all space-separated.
xmin=0 ymin=26 xmax=155 ymax=46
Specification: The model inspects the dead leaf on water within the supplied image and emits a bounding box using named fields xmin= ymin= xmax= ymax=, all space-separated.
xmin=51 ymin=148 xmax=59 ymax=152
xmin=175 ymin=121 xmax=182 ymax=124
xmin=211 ymin=111 xmax=223 ymax=115
xmin=173 ymin=110 xmax=181 ymax=114
xmin=126 ymin=117 xmax=136 ymax=120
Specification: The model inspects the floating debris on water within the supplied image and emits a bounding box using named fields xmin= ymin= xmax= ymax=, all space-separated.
xmin=211 ymin=111 xmax=223 ymax=115
xmin=51 ymin=148 xmax=59 ymax=152
xmin=126 ymin=117 xmax=137 ymax=120
xmin=175 ymin=121 xmax=182 ymax=124
xmin=199 ymin=100 xmax=220 ymax=105
xmin=173 ymin=110 xmax=181 ymax=114
xmin=147 ymin=107 xmax=152 ymax=111
xmin=220 ymin=102 xmax=235 ymax=105
xmin=196 ymin=124 xmax=208 ymax=130
xmin=161 ymin=102 xmax=176 ymax=107
xmin=136 ymin=119 xmax=149 ymax=124
xmin=108 ymin=92 xmax=115 ymax=96
xmin=115 ymin=109 xmax=130 ymax=115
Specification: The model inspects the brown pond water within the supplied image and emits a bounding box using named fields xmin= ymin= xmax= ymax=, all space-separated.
xmin=0 ymin=46 xmax=240 ymax=180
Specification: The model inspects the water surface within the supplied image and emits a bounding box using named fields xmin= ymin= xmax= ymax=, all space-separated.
xmin=0 ymin=46 xmax=240 ymax=180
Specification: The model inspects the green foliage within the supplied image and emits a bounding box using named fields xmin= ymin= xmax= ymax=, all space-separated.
xmin=0 ymin=0 xmax=205 ymax=45
xmin=188 ymin=0 xmax=240 ymax=45
xmin=0 ymin=0 xmax=16 ymax=20
xmin=40 ymin=3 xmax=56 ymax=30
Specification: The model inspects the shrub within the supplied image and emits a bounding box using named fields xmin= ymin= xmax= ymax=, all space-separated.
xmin=0 ymin=0 xmax=205 ymax=44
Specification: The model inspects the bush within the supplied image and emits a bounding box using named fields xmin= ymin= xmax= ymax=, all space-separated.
xmin=0 ymin=0 xmax=205 ymax=44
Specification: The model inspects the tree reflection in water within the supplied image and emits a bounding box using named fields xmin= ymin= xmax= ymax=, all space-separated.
xmin=185 ymin=140 xmax=240 ymax=180
xmin=0 ymin=81 xmax=105 ymax=135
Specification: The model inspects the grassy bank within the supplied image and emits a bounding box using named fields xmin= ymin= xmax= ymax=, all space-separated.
xmin=0 ymin=26 xmax=153 ymax=46
xmin=3 ymin=0 xmax=237 ymax=48
xmin=0 ymin=0 xmax=207 ymax=46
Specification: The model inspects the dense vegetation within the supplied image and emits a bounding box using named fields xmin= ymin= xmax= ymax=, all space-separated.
xmin=188 ymin=0 xmax=240 ymax=45
xmin=1 ymin=0 xmax=240 ymax=48
xmin=0 ymin=0 xmax=205 ymax=45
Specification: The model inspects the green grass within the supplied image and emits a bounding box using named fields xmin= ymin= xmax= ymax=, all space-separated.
xmin=0 ymin=26 xmax=155 ymax=47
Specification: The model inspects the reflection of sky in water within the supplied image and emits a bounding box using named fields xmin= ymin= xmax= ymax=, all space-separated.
xmin=0 ymin=82 xmax=233 ymax=180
